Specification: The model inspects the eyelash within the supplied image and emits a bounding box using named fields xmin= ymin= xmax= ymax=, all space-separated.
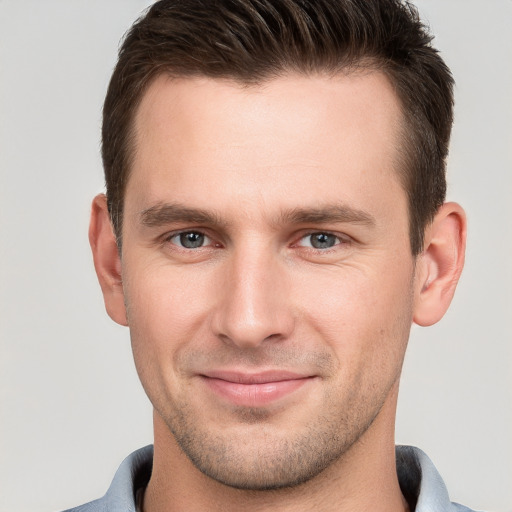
xmin=294 ymin=231 xmax=346 ymax=251
xmin=163 ymin=230 xmax=348 ymax=252
xmin=165 ymin=230 xmax=218 ymax=250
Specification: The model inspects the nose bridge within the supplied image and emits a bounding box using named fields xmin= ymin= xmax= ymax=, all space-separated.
xmin=212 ymin=239 xmax=293 ymax=347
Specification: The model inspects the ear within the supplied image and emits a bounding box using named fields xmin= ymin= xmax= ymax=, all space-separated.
xmin=413 ymin=202 xmax=467 ymax=326
xmin=89 ymin=194 xmax=128 ymax=326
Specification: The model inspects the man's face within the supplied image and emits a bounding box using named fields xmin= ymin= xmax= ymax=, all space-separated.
xmin=119 ymin=72 xmax=418 ymax=489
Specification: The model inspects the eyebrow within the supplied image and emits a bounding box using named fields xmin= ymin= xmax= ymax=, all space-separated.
xmin=139 ymin=202 xmax=375 ymax=229
xmin=278 ymin=205 xmax=376 ymax=227
xmin=140 ymin=203 xmax=227 ymax=228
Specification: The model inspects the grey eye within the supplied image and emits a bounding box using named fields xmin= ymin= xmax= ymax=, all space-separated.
xmin=300 ymin=233 xmax=339 ymax=249
xmin=172 ymin=231 xmax=208 ymax=249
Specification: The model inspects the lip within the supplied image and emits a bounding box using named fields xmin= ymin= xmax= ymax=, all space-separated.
xmin=199 ymin=370 xmax=315 ymax=407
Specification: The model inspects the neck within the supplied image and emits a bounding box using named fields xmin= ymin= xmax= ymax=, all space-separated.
xmin=144 ymin=385 xmax=408 ymax=512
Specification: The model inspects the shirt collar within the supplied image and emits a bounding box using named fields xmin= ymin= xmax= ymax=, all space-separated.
xmin=103 ymin=444 xmax=456 ymax=512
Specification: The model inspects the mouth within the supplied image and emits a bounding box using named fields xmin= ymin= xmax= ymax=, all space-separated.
xmin=198 ymin=370 xmax=316 ymax=407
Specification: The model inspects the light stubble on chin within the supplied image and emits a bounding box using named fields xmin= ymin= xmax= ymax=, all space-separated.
xmin=162 ymin=395 xmax=388 ymax=491
xmin=158 ymin=349 xmax=393 ymax=491
xmin=142 ymin=300 xmax=413 ymax=491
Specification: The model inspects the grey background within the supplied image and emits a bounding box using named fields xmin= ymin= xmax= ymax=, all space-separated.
xmin=0 ymin=1 xmax=510 ymax=511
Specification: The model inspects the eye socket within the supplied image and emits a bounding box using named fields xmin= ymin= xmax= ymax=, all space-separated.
xmin=169 ymin=231 xmax=212 ymax=249
xmin=298 ymin=232 xmax=342 ymax=249
xmin=166 ymin=231 xmax=344 ymax=251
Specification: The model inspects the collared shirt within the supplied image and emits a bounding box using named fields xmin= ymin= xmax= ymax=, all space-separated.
xmin=62 ymin=445 xmax=480 ymax=512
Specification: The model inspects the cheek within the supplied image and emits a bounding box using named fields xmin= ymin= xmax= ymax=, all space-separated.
xmin=295 ymin=261 xmax=414 ymax=367
xmin=122 ymin=259 xmax=217 ymax=387
xmin=124 ymin=255 xmax=214 ymax=331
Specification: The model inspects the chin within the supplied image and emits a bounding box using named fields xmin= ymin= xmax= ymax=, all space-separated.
xmin=164 ymin=406 xmax=367 ymax=491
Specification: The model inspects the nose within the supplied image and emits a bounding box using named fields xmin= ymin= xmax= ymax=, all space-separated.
xmin=211 ymin=246 xmax=295 ymax=349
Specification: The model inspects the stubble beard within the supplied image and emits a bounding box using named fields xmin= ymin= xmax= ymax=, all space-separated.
xmin=130 ymin=289 xmax=414 ymax=492
xmin=158 ymin=378 xmax=393 ymax=491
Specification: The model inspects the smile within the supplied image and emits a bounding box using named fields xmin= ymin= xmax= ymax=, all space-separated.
xmin=199 ymin=370 xmax=315 ymax=407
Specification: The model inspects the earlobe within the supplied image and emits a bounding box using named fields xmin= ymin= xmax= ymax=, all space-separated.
xmin=89 ymin=194 xmax=128 ymax=326
xmin=413 ymin=202 xmax=467 ymax=327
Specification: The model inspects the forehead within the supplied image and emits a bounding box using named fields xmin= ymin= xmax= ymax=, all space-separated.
xmin=127 ymin=71 xmax=406 ymax=223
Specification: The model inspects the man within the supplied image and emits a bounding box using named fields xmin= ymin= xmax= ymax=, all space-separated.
xmin=67 ymin=0 xmax=471 ymax=510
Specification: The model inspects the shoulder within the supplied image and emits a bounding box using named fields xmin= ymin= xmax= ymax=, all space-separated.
xmin=451 ymin=504 xmax=484 ymax=512
xmin=60 ymin=445 xmax=153 ymax=512
xmin=396 ymin=446 xmax=485 ymax=512
xmin=61 ymin=497 xmax=107 ymax=512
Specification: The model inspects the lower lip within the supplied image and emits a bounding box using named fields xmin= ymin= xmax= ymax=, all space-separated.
xmin=201 ymin=376 xmax=312 ymax=407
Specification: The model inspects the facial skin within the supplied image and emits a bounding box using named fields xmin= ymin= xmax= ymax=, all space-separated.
xmin=90 ymin=71 xmax=465 ymax=511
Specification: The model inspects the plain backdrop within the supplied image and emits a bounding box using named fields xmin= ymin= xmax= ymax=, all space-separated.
xmin=0 ymin=1 xmax=511 ymax=511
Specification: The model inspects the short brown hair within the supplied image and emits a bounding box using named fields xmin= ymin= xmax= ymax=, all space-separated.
xmin=102 ymin=0 xmax=454 ymax=254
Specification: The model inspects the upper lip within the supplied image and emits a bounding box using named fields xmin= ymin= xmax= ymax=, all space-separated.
xmin=200 ymin=370 xmax=311 ymax=384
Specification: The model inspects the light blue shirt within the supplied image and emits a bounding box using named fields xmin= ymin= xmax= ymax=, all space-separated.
xmin=62 ymin=445 xmax=480 ymax=511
